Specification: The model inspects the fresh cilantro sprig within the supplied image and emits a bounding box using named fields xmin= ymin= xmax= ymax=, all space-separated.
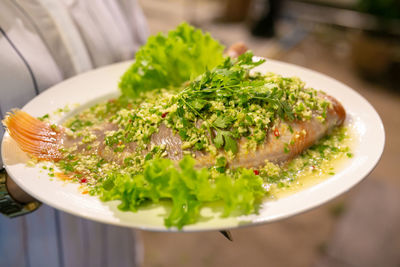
xmin=174 ymin=52 xmax=266 ymax=153
xmin=214 ymin=130 xmax=238 ymax=153
xmin=173 ymin=51 xmax=306 ymax=154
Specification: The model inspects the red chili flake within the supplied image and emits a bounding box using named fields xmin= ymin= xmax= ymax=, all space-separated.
xmin=253 ymin=169 xmax=260 ymax=175
xmin=161 ymin=112 xmax=169 ymax=118
xmin=80 ymin=178 xmax=88 ymax=183
xmin=274 ymin=128 xmax=280 ymax=137
xmin=108 ymin=98 xmax=116 ymax=103
xmin=311 ymin=165 xmax=316 ymax=171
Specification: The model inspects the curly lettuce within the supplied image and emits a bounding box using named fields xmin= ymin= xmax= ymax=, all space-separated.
xmin=98 ymin=156 xmax=265 ymax=229
xmin=119 ymin=23 xmax=225 ymax=98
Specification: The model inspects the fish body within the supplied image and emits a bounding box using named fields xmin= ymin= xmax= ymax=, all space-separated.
xmin=3 ymin=91 xmax=345 ymax=171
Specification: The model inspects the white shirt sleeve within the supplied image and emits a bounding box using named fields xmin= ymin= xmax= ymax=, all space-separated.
xmin=0 ymin=1 xmax=147 ymax=266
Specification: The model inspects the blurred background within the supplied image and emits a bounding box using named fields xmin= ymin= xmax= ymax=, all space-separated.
xmin=138 ymin=0 xmax=400 ymax=266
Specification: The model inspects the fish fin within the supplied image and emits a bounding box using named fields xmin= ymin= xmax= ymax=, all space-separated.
xmin=2 ymin=110 xmax=63 ymax=161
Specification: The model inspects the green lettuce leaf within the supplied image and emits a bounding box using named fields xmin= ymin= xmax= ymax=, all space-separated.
xmin=119 ymin=23 xmax=225 ymax=98
xmin=99 ymin=156 xmax=265 ymax=229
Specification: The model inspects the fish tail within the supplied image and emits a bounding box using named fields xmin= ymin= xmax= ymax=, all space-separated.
xmin=2 ymin=110 xmax=63 ymax=161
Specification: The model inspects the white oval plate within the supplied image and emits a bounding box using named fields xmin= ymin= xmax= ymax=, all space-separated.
xmin=1 ymin=60 xmax=384 ymax=232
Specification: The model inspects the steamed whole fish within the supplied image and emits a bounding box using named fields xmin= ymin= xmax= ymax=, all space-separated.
xmin=3 ymin=73 xmax=345 ymax=177
xmin=6 ymin=93 xmax=344 ymax=169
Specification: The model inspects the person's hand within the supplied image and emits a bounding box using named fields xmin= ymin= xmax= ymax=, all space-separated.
xmin=6 ymin=173 xmax=36 ymax=204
